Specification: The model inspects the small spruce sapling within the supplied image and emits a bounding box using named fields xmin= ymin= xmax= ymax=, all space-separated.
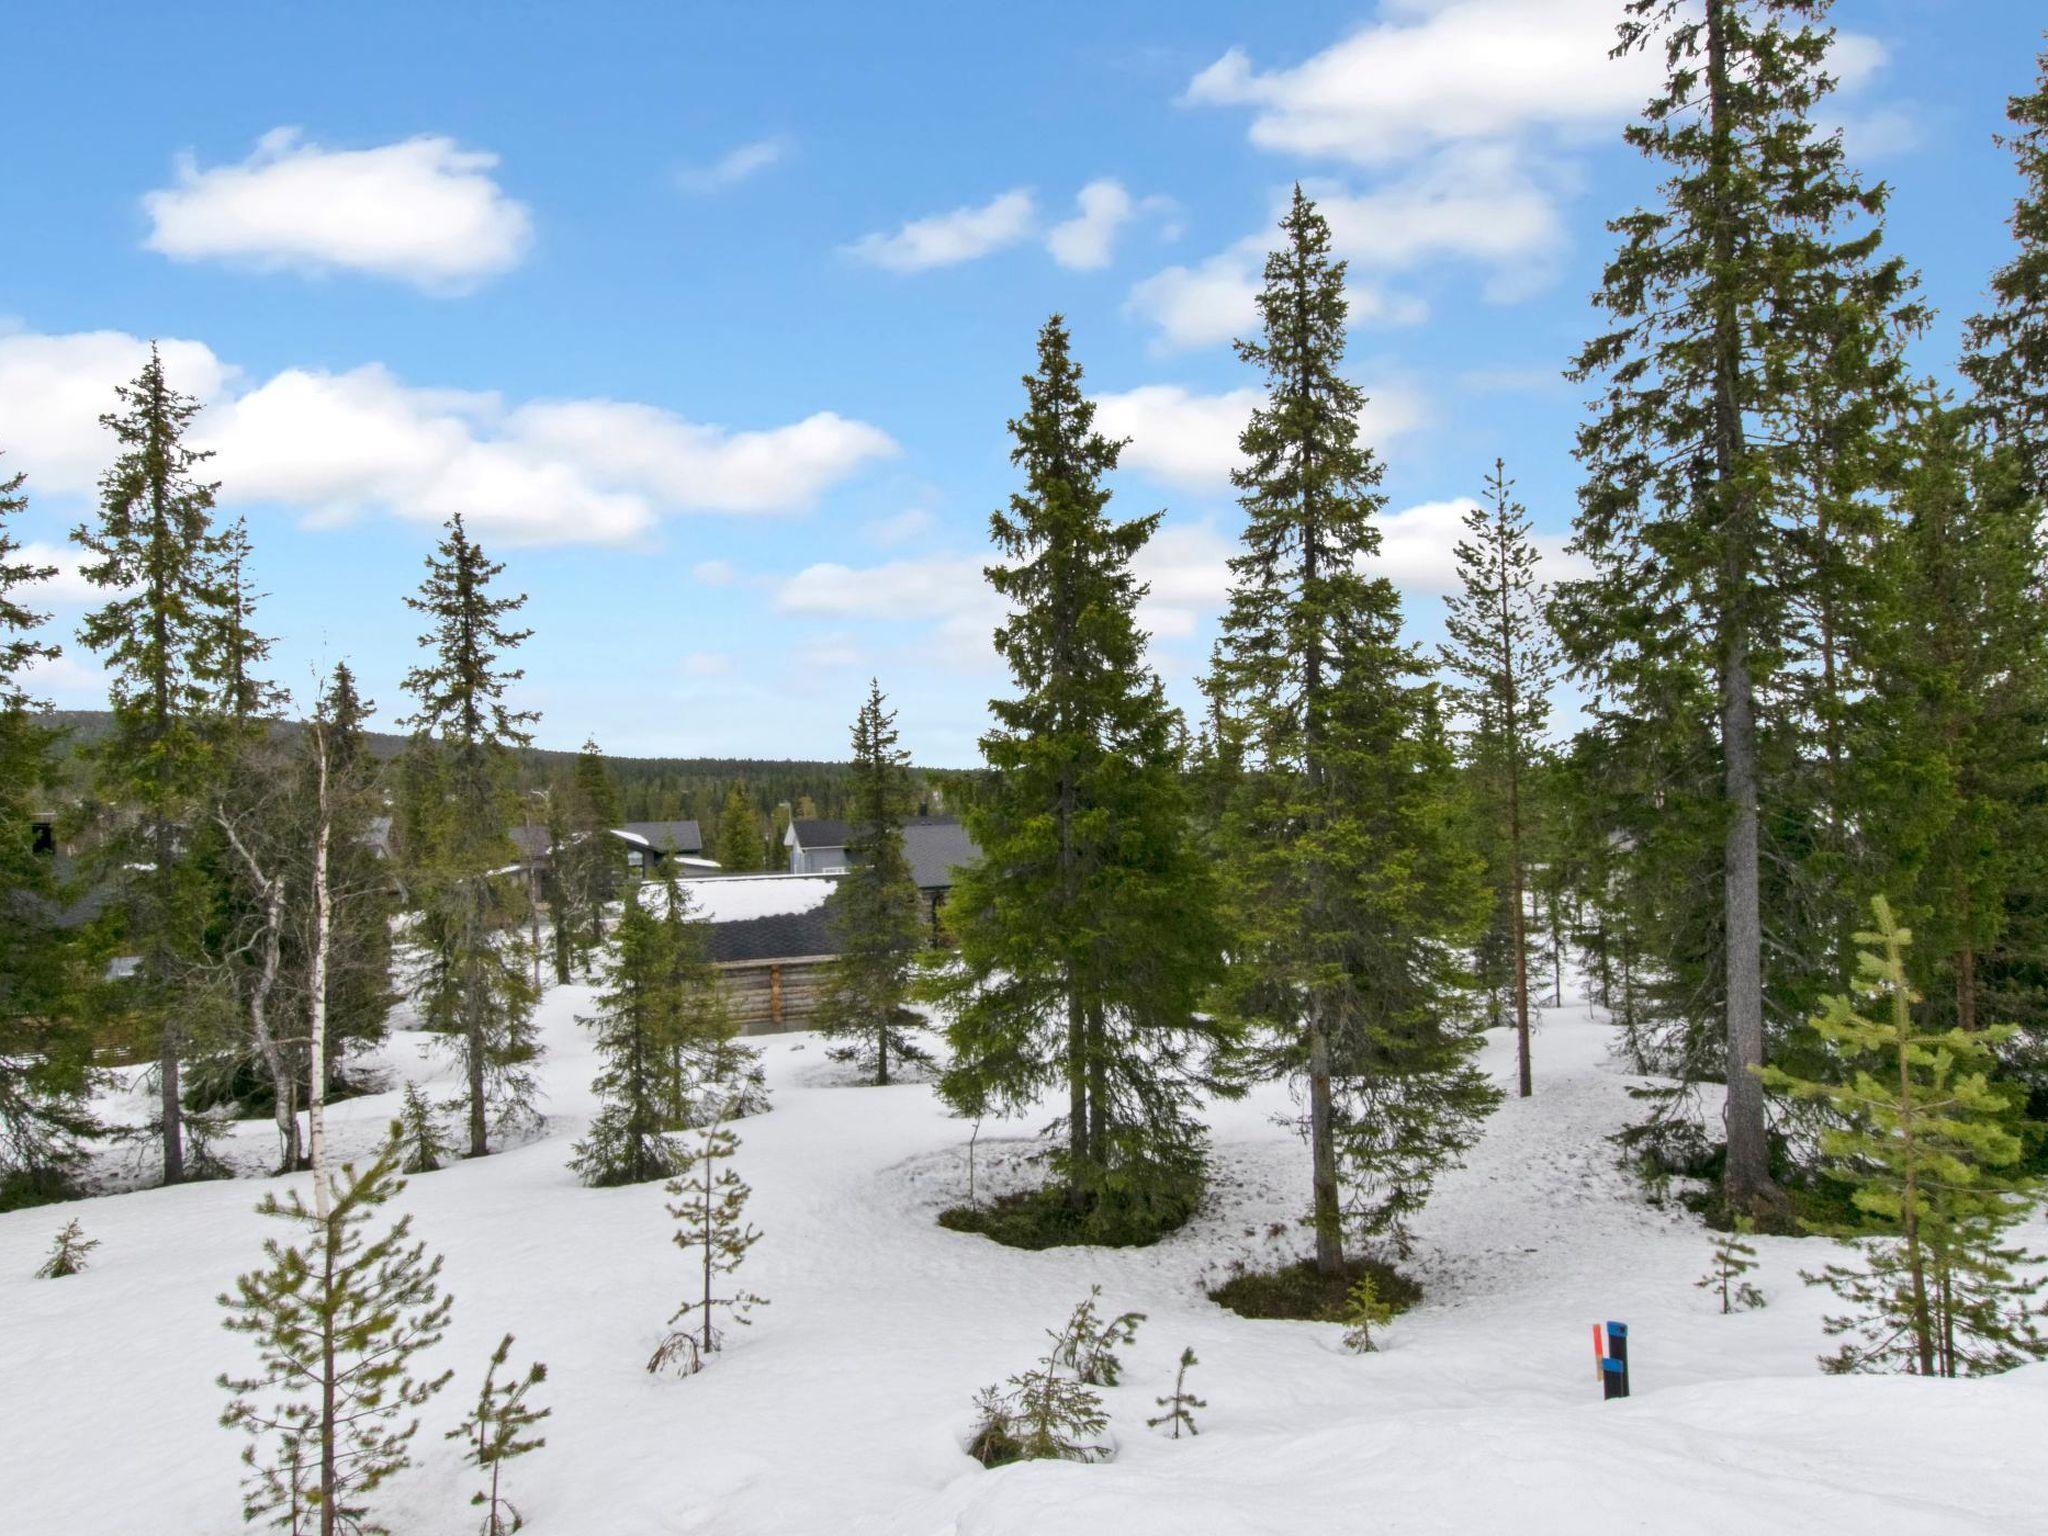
xmin=35 ymin=1218 xmax=99 ymax=1278
xmin=969 ymin=1355 xmax=1109 ymax=1466
xmin=1340 ymin=1274 xmax=1394 ymax=1354
xmin=1051 ymin=1285 xmax=1146 ymax=1385
xmin=447 ymin=1332 xmax=550 ymax=1536
xmin=218 ymin=1128 xmax=453 ymax=1536
xmin=647 ymin=1122 xmax=765 ymax=1376
xmin=1698 ymin=1218 xmax=1766 ymax=1314
xmin=397 ymin=1082 xmax=452 ymax=1175
xmin=1146 ymin=1347 xmax=1205 ymax=1439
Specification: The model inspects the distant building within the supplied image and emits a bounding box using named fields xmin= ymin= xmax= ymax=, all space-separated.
xmin=784 ymin=815 xmax=979 ymax=940
xmin=508 ymin=819 xmax=708 ymax=874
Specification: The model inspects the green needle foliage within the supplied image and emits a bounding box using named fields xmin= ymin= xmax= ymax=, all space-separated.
xmin=446 ymin=1332 xmax=550 ymax=1536
xmin=1147 ymin=1347 xmax=1204 ymax=1439
xmin=648 ymin=1121 xmax=765 ymax=1376
xmin=1760 ymin=898 xmax=2048 ymax=1376
xmin=1340 ymin=1273 xmax=1395 ymax=1354
xmin=35 ymin=1217 xmax=99 ymax=1278
xmin=572 ymin=883 xmax=696 ymax=1186
xmin=400 ymin=513 xmax=541 ymax=1159
xmin=713 ymin=784 xmax=766 ymax=872
xmin=0 ymin=451 xmax=97 ymax=1206
xmin=217 ymin=1130 xmax=453 ymax=1536
xmin=395 ymin=1082 xmax=452 ymax=1176
xmin=1557 ymin=0 xmax=1925 ymax=1217
xmin=1207 ymin=189 xmax=1494 ymax=1273
xmin=932 ymin=315 xmax=1228 ymax=1245
xmin=1698 ymin=1218 xmax=1767 ymax=1313
xmin=817 ymin=680 xmax=930 ymax=1084
xmin=1049 ymin=1285 xmax=1145 ymax=1387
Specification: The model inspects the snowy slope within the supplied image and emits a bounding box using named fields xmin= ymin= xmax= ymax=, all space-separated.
xmin=1 ymin=984 xmax=2040 ymax=1535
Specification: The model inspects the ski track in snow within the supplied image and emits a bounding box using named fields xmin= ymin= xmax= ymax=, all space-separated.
xmin=1 ymin=984 xmax=2040 ymax=1535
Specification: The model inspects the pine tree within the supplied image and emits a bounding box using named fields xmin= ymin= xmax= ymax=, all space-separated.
xmin=1146 ymin=1347 xmax=1204 ymax=1439
xmin=1340 ymin=1273 xmax=1395 ymax=1353
xmin=933 ymin=315 xmax=1228 ymax=1243
xmin=1049 ymin=1285 xmax=1145 ymax=1386
xmin=73 ymin=346 xmax=233 ymax=1185
xmin=1963 ymin=42 xmax=2048 ymax=496
xmin=647 ymin=1121 xmax=765 ymax=1375
xmin=395 ymin=1082 xmax=451 ymax=1175
xmin=1558 ymin=0 xmax=1923 ymax=1216
xmin=571 ymin=885 xmax=693 ymax=1186
xmin=400 ymin=514 xmax=541 ymax=1158
xmin=34 ymin=1218 xmax=99 ymax=1278
xmin=218 ymin=1130 xmax=454 ymax=1536
xmin=446 ymin=1333 xmax=549 ymax=1536
xmin=0 ymin=452 xmax=97 ymax=1204
xmin=1760 ymin=897 xmax=2048 ymax=1375
xmin=817 ymin=681 xmax=929 ymax=1084
xmin=1207 ymin=190 xmax=1496 ymax=1274
xmin=1698 ymin=1218 xmax=1766 ymax=1313
xmin=1441 ymin=459 xmax=1557 ymax=1098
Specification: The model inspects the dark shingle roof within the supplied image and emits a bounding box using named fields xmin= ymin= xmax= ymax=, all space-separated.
xmin=702 ymin=905 xmax=839 ymax=964
xmin=792 ymin=816 xmax=978 ymax=889
xmin=790 ymin=817 xmax=850 ymax=848
xmin=614 ymin=820 xmax=703 ymax=854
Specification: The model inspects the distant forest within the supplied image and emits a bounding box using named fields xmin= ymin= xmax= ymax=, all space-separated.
xmin=47 ymin=710 xmax=980 ymax=825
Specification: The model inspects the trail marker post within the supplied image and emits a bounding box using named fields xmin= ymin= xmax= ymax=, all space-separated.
xmin=1593 ymin=1321 xmax=1630 ymax=1400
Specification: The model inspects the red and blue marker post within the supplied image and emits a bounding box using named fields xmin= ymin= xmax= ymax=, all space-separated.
xmin=1592 ymin=1321 xmax=1630 ymax=1399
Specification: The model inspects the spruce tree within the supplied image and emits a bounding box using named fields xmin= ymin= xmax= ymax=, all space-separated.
xmin=400 ymin=514 xmax=540 ymax=1158
xmin=1146 ymin=1347 xmax=1204 ymax=1439
xmin=1206 ymin=190 xmax=1495 ymax=1274
xmin=933 ymin=315 xmax=1228 ymax=1242
xmin=1440 ymin=458 xmax=1557 ymax=1097
xmin=647 ymin=1121 xmax=765 ymax=1375
xmin=713 ymin=784 xmax=765 ymax=872
xmin=0 ymin=453 xmax=97 ymax=1203
xmin=817 ymin=680 xmax=929 ymax=1084
xmin=34 ymin=1217 xmax=99 ymax=1278
xmin=563 ymin=737 xmax=624 ymax=961
xmin=1559 ymin=0 xmax=1922 ymax=1215
xmin=218 ymin=1130 xmax=454 ymax=1535
xmin=657 ymin=870 xmax=766 ymax=1122
xmin=1340 ymin=1273 xmax=1395 ymax=1353
xmin=571 ymin=885 xmax=693 ymax=1186
xmin=446 ymin=1333 xmax=550 ymax=1536
xmin=1760 ymin=898 xmax=2048 ymax=1376
xmin=1697 ymin=1218 xmax=1766 ymax=1313
xmin=1963 ymin=42 xmax=2048 ymax=495
xmin=72 ymin=347 xmax=235 ymax=1184
xmin=395 ymin=1082 xmax=451 ymax=1174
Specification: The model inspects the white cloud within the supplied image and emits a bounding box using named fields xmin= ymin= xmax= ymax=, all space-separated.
xmin=1046 ymin=179 xmax=1137 ymax=270
xmin=691 ymin=559 xmax=737 ymax=586
xmin=0 ymin=329 xmax=233 ymax=494
xmin=1185 ymin=1 xmax=1666 ymax=165
xmin=0 ymin=328 xmax=898 ymax=546
xmin=844 ymin=189 xmax=1037 ymax=272
xmin=1125 ymin=246 xmax=1263 ymax=350
xmin=680 ymin=650 xmax=733 ymax=677
xmin=142 ymin=128 xmax=532 ymax=291
xmin=1372 ymin=496 xmax=1589 ymax=594
xmin=13 ymin=542 xmax=102 ymax=605
xmin=676 ymin=136 xmax=790 ymax=193
xmin=775 ymin=554 xmax=989 ymax=619
xmin=1094 ymin=380 xmax=1427 ymax=494
xmin=864 ymin=508 xmax=936 ymax=547
xmin=1134 ymin=520 xmax=1237 ymax=639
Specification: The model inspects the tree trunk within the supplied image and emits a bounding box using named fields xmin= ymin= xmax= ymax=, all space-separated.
xmin=1306 ymin=1000 xmax=1344 ymax=1276
xmin=310 ymin=726 xmax=333 ymax=1216
xmin=1066 ymin=986 xmax=1088 ymax=1213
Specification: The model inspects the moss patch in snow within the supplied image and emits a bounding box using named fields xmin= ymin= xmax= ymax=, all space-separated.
xmin=1207 ymin=1256 xmax=1421 ymax=1324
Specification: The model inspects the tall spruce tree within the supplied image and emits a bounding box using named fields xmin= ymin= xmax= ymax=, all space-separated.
xmin=0 ymin=454 xmax=96 ymax=1204
xmin=1441 ymin=458 xmax=1557 ymax=1098
xmin=563 ymin=737 xmax=624 ymax=962
xmin=817 ymin=680 xmax=929 ymax=1084
xmin=1207 ymin=190 xmax=1496 ymax=1273
xmin=933 ymin=315 xmax=1227 ymax=1243
xmin=713 ymin=784 xmax=765 ymax=872
xmin=400 ymin=514 xmax=540 ymax=1158
xmin=73 ymin=346 xmax=232 ymax=1185
xmin=571 ymin=885 xmax=693 ymax=1186
xmin=1558 ymin=0 xmax=1922 ymax=1214
xmin=1962 ymin=42 xmax=2048 ymax=495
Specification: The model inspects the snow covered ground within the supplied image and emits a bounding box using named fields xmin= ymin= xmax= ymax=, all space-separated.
xmin=2 ymin=981 xmax=2040 ymax=1535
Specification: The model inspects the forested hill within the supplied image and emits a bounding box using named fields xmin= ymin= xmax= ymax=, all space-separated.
xmin=44 ymin=710 xmax=976 ymax=823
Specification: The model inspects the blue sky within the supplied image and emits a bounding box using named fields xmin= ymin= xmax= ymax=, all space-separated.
xmin=1 ymin=0 xmax=2040 ymax=764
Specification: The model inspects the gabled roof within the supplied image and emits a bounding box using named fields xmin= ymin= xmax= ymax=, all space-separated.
xmin=612 ymin=820 xmax=703 ymax=854
xmin=906 ymin=819 xmax=978 ymax=890
xmin=792 ymin=814 xmax=961 ymax=849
